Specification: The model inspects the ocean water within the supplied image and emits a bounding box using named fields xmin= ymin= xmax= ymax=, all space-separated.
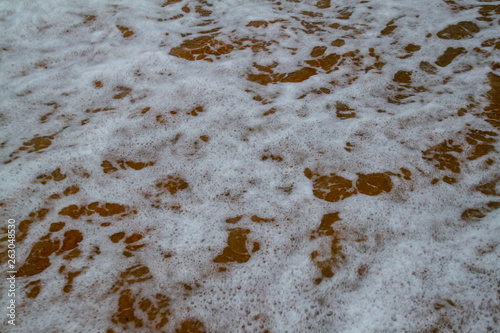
xmin=0 ymin=0 xmax=499 ymax=332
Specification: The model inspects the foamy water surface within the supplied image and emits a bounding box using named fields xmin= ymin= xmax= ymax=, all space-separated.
xmin=0 ymin=0 xmax=499 ymax=332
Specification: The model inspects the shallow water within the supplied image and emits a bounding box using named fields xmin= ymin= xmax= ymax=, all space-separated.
xmin=0 ymin=0 xmax=499 ymax=332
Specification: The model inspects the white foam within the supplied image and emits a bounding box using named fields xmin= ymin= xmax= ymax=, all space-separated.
xmin=0 ymin=0 xmax=499 ymax=332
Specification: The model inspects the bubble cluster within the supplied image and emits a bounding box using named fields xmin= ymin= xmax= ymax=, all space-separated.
xmin=0 ymin=0 xmax=499 ymax=332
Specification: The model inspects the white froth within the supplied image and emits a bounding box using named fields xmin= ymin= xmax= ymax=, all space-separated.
xmin=1 ymin=0 xmax=499 ymax=332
